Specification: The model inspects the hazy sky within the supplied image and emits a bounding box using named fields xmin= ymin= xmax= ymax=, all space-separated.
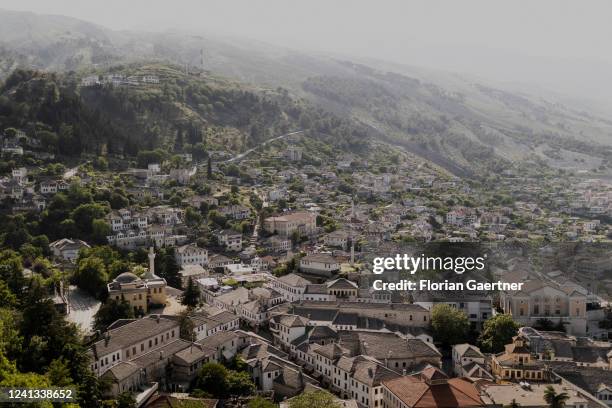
xmin=2 ymin=0 xmax=612 ymax=110
xmin=1 ymin=0 xmax=611 ymax=64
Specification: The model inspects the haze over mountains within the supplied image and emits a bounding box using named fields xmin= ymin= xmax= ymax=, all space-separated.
xmin=1 ymin=8 xmax=611 ymax=177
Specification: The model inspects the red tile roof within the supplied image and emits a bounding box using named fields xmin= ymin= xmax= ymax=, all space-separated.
xmin=382 ymin=375 xmax=485 ymax=408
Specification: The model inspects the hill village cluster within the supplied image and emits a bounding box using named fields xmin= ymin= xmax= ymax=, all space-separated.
xmin=4 ymin=120 xmax=612 ymax=408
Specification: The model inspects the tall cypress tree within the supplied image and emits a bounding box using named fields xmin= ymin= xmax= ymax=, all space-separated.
xmin=181 ymin=278 xmax=200 ymax=308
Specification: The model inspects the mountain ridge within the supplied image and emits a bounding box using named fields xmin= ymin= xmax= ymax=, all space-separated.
xmin=1 ymin=9 xmax=611 ymax=178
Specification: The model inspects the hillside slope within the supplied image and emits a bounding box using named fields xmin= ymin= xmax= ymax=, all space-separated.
xmin=0 ymin=64 xmax=370 ymax=162
xmin=1 ymin=9 xmax=611 ymax=176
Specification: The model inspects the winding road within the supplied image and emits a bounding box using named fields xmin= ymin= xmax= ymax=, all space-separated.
xmin=225 ymin=130 xmax=304 ymax=163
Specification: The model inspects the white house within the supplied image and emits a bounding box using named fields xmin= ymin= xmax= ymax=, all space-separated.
xmin=50 ymin=238 xmax=91 ymax=262
xmin=175 ymin=244 xmax=208 ymax=268
xmin=299 ymin=254 xmax=340 ymax=277
xmin=217 ymin=230 xmax=243 ymax=252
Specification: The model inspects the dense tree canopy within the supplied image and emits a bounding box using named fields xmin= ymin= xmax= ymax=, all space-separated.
xmin=430 ymin=304 xmax=470 ymax=347
xmin=478 ymin=314 xmax=520 ymax=353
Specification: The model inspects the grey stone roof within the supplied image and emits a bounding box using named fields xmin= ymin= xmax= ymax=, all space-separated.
xmin=173 ymin=344 xmax=216 ymax=365
xmin=90 ymin=316 xmax=180 ymax=358
xmin=339 ymin=331 xmax=441 ymax=360
xmin=554 ymin=363 xmax=612 ymax=396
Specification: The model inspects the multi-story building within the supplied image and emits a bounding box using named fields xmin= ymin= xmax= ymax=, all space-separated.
xmin=272 ymin=273 xmax=312 ymax=302
xmin=414 ymin=293 xmax=492 ymax=330
xmin=289 ymin=301 xmax=431 ymax=329
xmin=264 ymin=211 xmax=317 ymax=238
xmin=299 ymin=254 xmax=341 ymax=277
xmin=332 ymin=355 xmax=399 ymax=408
xmin=337 ymin=331 xmax=442 ymax=372
xmin=491 ymin=335 xmax=549 ymax=382
xmin=40 ymin=179 xmax=69 ymax=194
xmin=50 ymin=238 xmax=91 ymax=262
xmin=219 ymin=205 xmax=251 ymax=220
xmin=324 ymin=230 xmax=349 ymax=249
xmin=175 ymin=244 xmax=208 ymax=267
xmin=452 ymin=344 xmax=491 ymax=379
xmin=265 ymin=235 xmax=291 ymax=253
xmin=217 ymin=229 xmax=243 ymax=252
xmin=500 ymin=279 xmax=588 ymax=336
xmin=89 ymin=315 xmax=181 ymax=377
xmin=381 ymin=367 xmax=486 ymax=408
xmin=107 ymin=248 xmax=167 ymax=313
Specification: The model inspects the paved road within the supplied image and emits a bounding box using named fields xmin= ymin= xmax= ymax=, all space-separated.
xmin=66 ymin=285 xmax=101 ymax=334
xmin=225 ymin=130 xmax=303 ymax=163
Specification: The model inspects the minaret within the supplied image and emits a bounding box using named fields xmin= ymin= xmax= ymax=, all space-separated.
xmin=146 ymin=247 xmax=156 ymax=279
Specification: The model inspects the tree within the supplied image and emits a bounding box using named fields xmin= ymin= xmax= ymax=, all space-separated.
xmin=544 ymin=386 xmax=569 ymax=408
xmin=0 ymin=280 xmax=17 ymax=308
xmin=74 ymin=257 xmax=108 ymax=299
xmin=109 ymin=192 xmax=129 ymax=210
xmin=185 ymin=207 xmax=203 ymax=228
xmin=91 ymin=219 xmax=111 ymax=244
xmin=0 ymin=308 xmax=22 ymax=358
xmin=478 ymin=314 xmax=520 ymax=353
xmin=181 ymin=278 xmax=200 ymax=308
xmin=155 ymin=248 xmax=181 ymax=289
xmin=117 ymin=391 xmax=136 ymax=408
xmin=0 ymin=353 xmax=52 ymax=396
xmin=46 ymin=358 xmax=73 ymax=387
xmin=93 ymin=298 xmax=135 ymax=332
xmin=70 ymin=203 xmax=108 ymax=236
xmin=0 ymin=250 xmax=26 ymax=295
xmin=207 ymin=157 xmax=212 ymax=178
xmin=288 ymin=390 xmax=341 ymax=408
xmin=196 ymin=362 xmax=229 ymax=397
xmin=226 ymin=370 xmax=256 ymax=396
xmin=430 ymin=304 xmax=469 ymax=347
xmin=178 ymin=311 xmax=195 ymax=342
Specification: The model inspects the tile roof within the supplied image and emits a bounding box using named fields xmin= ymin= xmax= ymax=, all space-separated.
xmin=453 ymin=344 xmax=484 ymax=359
xmin=280 ymin=315 xmax=309 ymax=328
xmin=277 ymin=273 xmax=312 ymax=287
xmin=339 ymin=331 xmax=441 ymax=360
xmin=383 ymin=376 xmax=485 ymax=407
xmin=196 ymin=331 xmax=239 ymax=349
xmin=90 ymin=316 xmax=180 ymax=358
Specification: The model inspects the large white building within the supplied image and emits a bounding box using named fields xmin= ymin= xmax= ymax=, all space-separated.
xmin=263 ymin=211 xmax=317 ymax=238
xmin=175 ymin=244 xmax=208 ymax=267
xmin=50 ymin=238 xmax=91 ymax=262
xmin=272 ymin=273 xmax=312 ymax=302
xmin=299 ymin=254 xmax=340 ymax=277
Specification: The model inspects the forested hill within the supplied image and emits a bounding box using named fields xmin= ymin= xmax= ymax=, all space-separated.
xmin=0 ymin=64 xmax=370 ymax=161
xmin=4 ymin=10 xmax=611 ymax=177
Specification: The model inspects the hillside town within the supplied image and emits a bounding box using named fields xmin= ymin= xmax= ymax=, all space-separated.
xmin=3 ymin=116 xmax=612 ymax=408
